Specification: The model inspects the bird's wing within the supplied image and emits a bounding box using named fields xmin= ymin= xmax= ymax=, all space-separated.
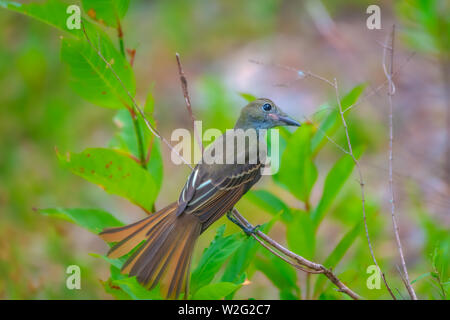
xmin=176 ymin=162 xmax=262 ymax=225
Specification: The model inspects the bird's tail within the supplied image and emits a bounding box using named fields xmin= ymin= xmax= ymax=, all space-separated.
xmin=99 ymin=202 xmax=201 ymax=299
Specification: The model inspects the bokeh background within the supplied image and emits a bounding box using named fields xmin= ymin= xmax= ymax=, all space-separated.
xmin=0 ymin=0 xmax=449 ymax=299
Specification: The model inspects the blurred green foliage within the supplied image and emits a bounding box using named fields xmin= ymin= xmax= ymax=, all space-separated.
xmin=0 ymin=0 xmax=448 ymax=300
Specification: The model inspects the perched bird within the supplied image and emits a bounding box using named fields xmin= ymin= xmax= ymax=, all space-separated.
xmin=99 ymin=98 xmax=300 ymax=299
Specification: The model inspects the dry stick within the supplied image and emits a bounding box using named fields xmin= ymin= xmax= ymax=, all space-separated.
xmin=175 ymin=53 xmax=203 ymax=153
xmin=81 ymin=22 xmax=192 ymax=170
xmin=383 ymin=25 xmax=417 ymax=300
xmin=231 ymin=208 xmax=361 ymax=300
xmin=344 ymin=52 xmax=415 ymax=114
xmin=174 ymin=55 xmax=361 ymax=300
xmin=249 ymin=55 xmax=416 ymax=115
xmin=82 ymin=23 xmax=361 ymax=300
xmin=334 ymin=78 xmax=396 ymax=300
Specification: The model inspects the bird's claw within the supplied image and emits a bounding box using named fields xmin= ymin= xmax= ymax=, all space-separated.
xmin=226 ymin=211 xmax=260 ymax=236
xmin=243 ymin=224 xmax=261 ymax=236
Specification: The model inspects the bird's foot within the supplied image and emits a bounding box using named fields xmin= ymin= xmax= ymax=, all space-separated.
xmin=226 ymin=211 xmax=260 ymax=236
xmin=242 ymin=224 xmax=261 ymax=236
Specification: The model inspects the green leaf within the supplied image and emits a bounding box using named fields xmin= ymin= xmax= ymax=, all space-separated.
xmin=221 ymin=236 xmax=258 ymax=285
xmin=101 ymin=279 xmax=131 ymax=300
xmin=221 ymin=217 xmax=279 ymax=299
xmin=1 ymin=1 xmax=134 ymax=109
xmin=191 ymin=225 xmax=243 ymax=293
xmin=82 ymin=0 xmax=130 ymax=28
xmin=239 ymin=92 xmax=257 ymax=102
xmin=61 ymin=31 xmax=135 ymax=109
xmin=56 ymin=148 xmax=157 ymax=211
xmin=274 ymin=124 xmax=317 ymax=202
xmin=111 ymin=277 xmax=162 ymax=300
xmin=0 ymin=0 xmax=94 ymax=38
xmin=286 ymin=210 xmax=315 ymax=260
xmin=109 ymin=88 xmax=164 ymax=194
xmin=109 ymin=110 xmax=164 ymax=194
xmin=311 ymin=84 xmax=366 ymax=154
xmin=411 ymin=272 xmax=431 ymax=285
xmin=310 ymin=107 xmax=338 ymax=154
xmin=254 ymin=251 xmax=299 ymax=299
xmin=89 ymin=253 xmax=124 ymax=269
xmin=38 ymin=207 xmax=123 ymax=234
xmin=244 ymin=190 xmax=293 ymax=223
xmin=145 ymin=137 xmax=163 ymax=195
xmin=313 ymin=222 xmax=362 ymax=296
xmin=311 ymin=149 xmax=361 ymax=229
xmin=220 ymin=220 xmax=276 ymax=284
xmin=192 ymin=282 xmax=240 ymax=300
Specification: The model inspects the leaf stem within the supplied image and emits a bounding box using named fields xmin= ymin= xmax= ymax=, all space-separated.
xmin=129 ymin=107 xmax=147 ymax=169
xmin=115 ymin=18 xmax=147 ymax=169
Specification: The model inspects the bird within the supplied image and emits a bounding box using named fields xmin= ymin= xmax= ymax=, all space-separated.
xmin=99 ymin=98 xmax=301 ymax=299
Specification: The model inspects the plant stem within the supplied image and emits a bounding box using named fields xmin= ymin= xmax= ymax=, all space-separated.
xmin=117 ymin=18 xmax=125 ymax=56
xmin=130 ymin=107 xmax=147 ymax=169
xmin=115 ymin=18 xmax=147 ymax=169
xmin=383 ymin=24 xmax=417 ymax=300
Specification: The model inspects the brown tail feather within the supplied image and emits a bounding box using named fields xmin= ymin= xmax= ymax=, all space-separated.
xmin=99 ymin=202 xmax=201 ymax=299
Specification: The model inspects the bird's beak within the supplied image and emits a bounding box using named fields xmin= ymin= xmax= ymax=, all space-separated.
xmin=277 ymin=114 xmax=301 ymax=127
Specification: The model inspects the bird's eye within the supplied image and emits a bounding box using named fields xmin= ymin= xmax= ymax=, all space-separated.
xmin=262 ymin=103 xmax=272 ymax=112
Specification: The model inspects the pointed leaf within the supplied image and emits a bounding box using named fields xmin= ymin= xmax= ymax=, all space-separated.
xmin=245 ymin=190 xmax=293 ymax=223
xmin=191 ymin=225 xmax=243 ymax=293
xmin=193 ymin=282 xmax=240 ymax=300
xmin=0 ymin=0 xmax=95 ymax=38
xmin=286 ymin=210 xmax=315 ymax=260
xmin=311 ymin=149 xmax=361 ymax=229
xmin=61 ymin=32 xmax=135 ymax=109
xmin=274 ymin=124 xmax=317 ymax=202
xmin=313 ymin=222 xmax=362 ymax=296
xmin=57 ymin=148 xmax=157 ymax=211
xmin=311 ymin=84 xmax=366 ymax=154
xmin=38 ymin=207 xmax=123 ymax=234
xmin=254 ymin=251 xmax=299 ymax=299
xmin=82 ymin=0 xmax=130 ymax=28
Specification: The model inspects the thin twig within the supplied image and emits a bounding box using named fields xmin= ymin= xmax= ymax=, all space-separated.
xmin=175 ymin=53 xmax=203 ymax=152
xmin=231 ymin=208 xmax=361 ymax=300
xmin=344 ymin=51 xmax=415 ymax=113
xmin=334 ymin=77 xmax=396 ymax=299
xmin=303 ymin=115 xmax=349 ymax=155
xmin=249 ymin=54 xmax=416 ymax=115
xmin=383 ymin=25 xmax=417 ymax=300
xmin=249 ymin=59 xmax=335 ymax=87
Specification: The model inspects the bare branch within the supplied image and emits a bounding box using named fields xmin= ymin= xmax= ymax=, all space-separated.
xmin=231 ymin=208 xmax=361 ymax=300
xmin=175 ymin=53 xmax=203 ymax=152
xmin=303 ymin=115 xmax=349 ymax=155
xmin=383 ymin=25 xmax=418 ymax=300
xmin=333 ymin=77 xmax=396 ymax=299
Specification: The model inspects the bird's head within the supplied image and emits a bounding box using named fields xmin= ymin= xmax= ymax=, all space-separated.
xmin=235 ymin=98 xmax=301 ymax=130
